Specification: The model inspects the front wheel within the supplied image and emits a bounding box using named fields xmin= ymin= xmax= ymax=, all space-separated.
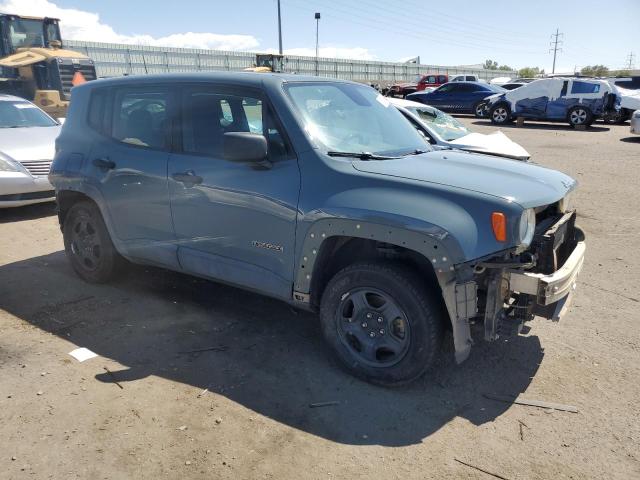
xmin=319 ymin=262 xmax=444 ymax=386
xmin=63 ymin=201 xmax=124 ymax=283
xmin=567 ymin=106 xmax=593 ymax=127
xmin=490 ymin=104 xmax=512 ymax=125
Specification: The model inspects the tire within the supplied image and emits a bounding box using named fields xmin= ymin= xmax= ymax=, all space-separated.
xmin=63 ymin=201 xmax=123 ymax=283
xmin=319 ymin=262 xmax=444 ymax=387
xmin=490 ymin=104 xmax=512 ymax=125
xmin=473 ymin=101 xmax=487 ymax=118
xmin=567 ymin=106 xmax=593 ymax=127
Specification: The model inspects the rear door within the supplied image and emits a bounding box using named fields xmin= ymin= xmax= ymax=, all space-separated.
xmin=167 ymin=84 xmax=300 ymax=299
xmin=87 ymin=85 xmax=178 ymax=267
xmin=426 ymin=83 xmax=456 ymax=108
xmin=543 ymin=80 xmax=570 ymax=119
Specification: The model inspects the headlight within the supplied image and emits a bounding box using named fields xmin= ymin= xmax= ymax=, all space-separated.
xmin=633 ymin=110 xmax=640 ymax=118
xmin=518 ymin=208 xmax=536 ymax=247
xmin=0 ymin=153 xmax=29 ymax=174
xmin=558 ymin=190 xmax=574 ymax=213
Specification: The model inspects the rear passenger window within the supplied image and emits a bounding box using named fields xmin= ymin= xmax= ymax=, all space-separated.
xmin=112 ymin=89 xmax=170 ymax=150
xmin=571 ymin=81 xmax=600 ymax=94
xmin=181 ymin=89 xmax=291 ymax=161
xmin=88 ymin=89 xmax=108 ymax=134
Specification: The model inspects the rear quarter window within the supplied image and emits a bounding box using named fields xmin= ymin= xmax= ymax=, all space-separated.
xmin=571 ymin=81 xmax=600 ymax=94
xmin=87 ymin=88 xmax=108 ymax=135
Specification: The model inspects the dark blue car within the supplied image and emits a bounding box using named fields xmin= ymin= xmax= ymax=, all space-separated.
xmin=407 ymin=82 xmax=505 ymax=116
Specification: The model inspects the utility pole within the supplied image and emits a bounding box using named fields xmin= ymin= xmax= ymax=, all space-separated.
xmin=626 ymin=52 xmax=635 ymax=70
xmin=277 ymin=0 xmax=283 ymax=55
xmin=315 ymin=12 xmax=321 ymax=76
xmin=549 ymin=28 xmax=563 ymax=74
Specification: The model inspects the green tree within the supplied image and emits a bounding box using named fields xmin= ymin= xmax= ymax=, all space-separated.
xmin=580 ymin=65 xmax=609 ymax=77
xmin=518 ymin=67 xmax=540 ymax=78
xmin=611 ymin=69 xmax=631 ymax=77
xmin=483 ymin=59 xmax=499 ymax=70
xmin=498 ymin=64 xmax=513 ymax=71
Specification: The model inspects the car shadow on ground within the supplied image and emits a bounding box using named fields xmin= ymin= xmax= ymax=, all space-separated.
xmin=470 ymin=119 xmax=610 ymax=132
xmin=620 ymin=136 xmax=640 ymax=143
xmin=0 ymin=251 xmax=545 ymax=447
xmin=0 ymin=202 xmax=57 ymax=224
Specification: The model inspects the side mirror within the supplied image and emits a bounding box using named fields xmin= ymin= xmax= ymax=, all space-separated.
xmin=57 ymin=117 xmax=66 ymax=125
xmin=223 ymin=132 xmax=268 ymax=164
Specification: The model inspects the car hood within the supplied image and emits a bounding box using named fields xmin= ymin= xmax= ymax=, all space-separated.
xmin=447 ymin=131 xmax=530 ymax=160
xmin=0 ymin=125 xmax=61 ymax=161
xmin=351 ymin=150 xmax=575 ymax=208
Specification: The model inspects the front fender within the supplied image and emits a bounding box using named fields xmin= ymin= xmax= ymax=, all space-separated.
xmin=293 ymin=217 xmax=461 ymax=295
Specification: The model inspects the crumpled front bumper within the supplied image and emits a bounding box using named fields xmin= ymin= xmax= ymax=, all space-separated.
xmin=509 ymin=229 xmax=586 ymax=307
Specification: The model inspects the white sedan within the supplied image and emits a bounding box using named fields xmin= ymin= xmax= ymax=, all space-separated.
xmin=0 ymin=95 xmax=61 ymax=208
xmin=389 ymin=97 xmax=530 ymax=160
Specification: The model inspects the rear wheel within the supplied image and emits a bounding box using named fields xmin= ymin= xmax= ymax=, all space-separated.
xmin=490 ymin=104 xmax=512 ymax=125
xmin=319 ymin=262 xmax=444 ymax=386
xmin=63 ymin=201 xmax=123 ymax=283
xmin=473 ymin=101 xmax=488 ymax=118
xmin=567 ymin=106 xmax=593 ymax=127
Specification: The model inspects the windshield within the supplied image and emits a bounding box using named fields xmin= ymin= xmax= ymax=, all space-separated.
xmin=7 ymin=18 xmax=46 ymax=49
xmin=0 ymin=101 xmax=58 ymax=128
xmin=285 ymin=82 xmax=429 ymax=156
xmin=406 ymin=106 xmax=470 ymax=141
xmin=486 ymin=84 xmax=507 ymax=93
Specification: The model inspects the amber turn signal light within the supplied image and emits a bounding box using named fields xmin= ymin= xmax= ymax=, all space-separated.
xmin=491 ymin=212 xmax=507 ymax=242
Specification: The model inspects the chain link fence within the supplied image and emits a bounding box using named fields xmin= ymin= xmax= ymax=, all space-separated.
xmin=67 ymin=40 xmax=517 ymax=84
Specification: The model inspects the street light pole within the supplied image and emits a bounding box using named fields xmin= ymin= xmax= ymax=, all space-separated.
xmin=277 ymin=0 xmax=283 ymax=55
xmin=315 ymin=12 xmax=321 ymax=76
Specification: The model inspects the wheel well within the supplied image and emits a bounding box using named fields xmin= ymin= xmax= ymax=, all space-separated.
xmin=309 ymin=236 xmax=442 ymax=310
xmin=56 ymin=190 xmax=95 ymax=227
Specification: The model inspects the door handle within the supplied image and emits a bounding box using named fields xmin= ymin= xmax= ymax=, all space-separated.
xmin=93 ymin=157 xmax=115 ymax=170
xmin=172 ymin=170 xmax=203 ymax=185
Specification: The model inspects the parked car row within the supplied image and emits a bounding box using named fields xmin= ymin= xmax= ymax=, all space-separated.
xmin=405 ymin=77 xmax=625 ymax=128
xmin=383 ymin=73 xmax=482 ymax=98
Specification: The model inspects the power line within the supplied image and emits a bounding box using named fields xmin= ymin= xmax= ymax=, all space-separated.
xmin=549 ymin=28 xmax=563 ymax=74
xmin=322 ymin=0 xmax=544 ymax=48
xmin=281 ymin=0 xmax=541 ymax=56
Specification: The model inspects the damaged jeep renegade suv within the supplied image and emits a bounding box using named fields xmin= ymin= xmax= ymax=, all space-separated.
xmin=49 ymin=73 xmax=586 ymax=386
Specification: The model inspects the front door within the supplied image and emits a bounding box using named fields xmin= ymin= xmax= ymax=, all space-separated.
xmin=168 ymin=85 xmax=300 ymax=300
xmin=88 ymin=85 xmax=178 ymax=268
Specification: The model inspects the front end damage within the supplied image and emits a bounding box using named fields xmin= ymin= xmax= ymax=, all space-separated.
xmin=448 ymin=203 xmax=585 ymax=362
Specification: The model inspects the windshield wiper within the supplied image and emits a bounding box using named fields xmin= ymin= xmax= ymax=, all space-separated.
xmin=326 ymin=151 xmax=398 ymax=160
xmin=400 ymin=149 xmax=428 ymax=156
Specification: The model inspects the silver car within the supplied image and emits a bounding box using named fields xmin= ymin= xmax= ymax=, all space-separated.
xmin=0 ymin=95 xmax=61 ymax=208
xmin=631 ymin=110 xmax=640 ymax=135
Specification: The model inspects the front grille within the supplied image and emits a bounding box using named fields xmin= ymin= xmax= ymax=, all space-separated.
xmin=19 ymin=160 xmax=52 ymax=177
xmin=58 ymin=62 xmax=97 ymax=99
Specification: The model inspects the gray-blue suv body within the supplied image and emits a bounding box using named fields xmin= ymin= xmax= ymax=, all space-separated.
xmin=49 ymin=73 xmax=586 ymax=386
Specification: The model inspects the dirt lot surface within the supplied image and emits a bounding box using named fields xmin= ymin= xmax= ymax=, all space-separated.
xmin=1 ymin=118 xmax=639 ymax=480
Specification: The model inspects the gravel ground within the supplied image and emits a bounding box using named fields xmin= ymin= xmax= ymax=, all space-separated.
xmin=1 ymin=118 xmax=639 ymax=479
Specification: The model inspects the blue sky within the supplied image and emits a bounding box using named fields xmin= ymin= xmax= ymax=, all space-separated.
xmin=4 ymin=0 xmax=638 ymax=72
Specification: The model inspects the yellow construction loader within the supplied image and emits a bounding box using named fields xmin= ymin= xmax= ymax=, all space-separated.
xmin=0 ymin=13 xmax=96 ymax=117
xmin=245 ymin=54 xmax=286 ymax=73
